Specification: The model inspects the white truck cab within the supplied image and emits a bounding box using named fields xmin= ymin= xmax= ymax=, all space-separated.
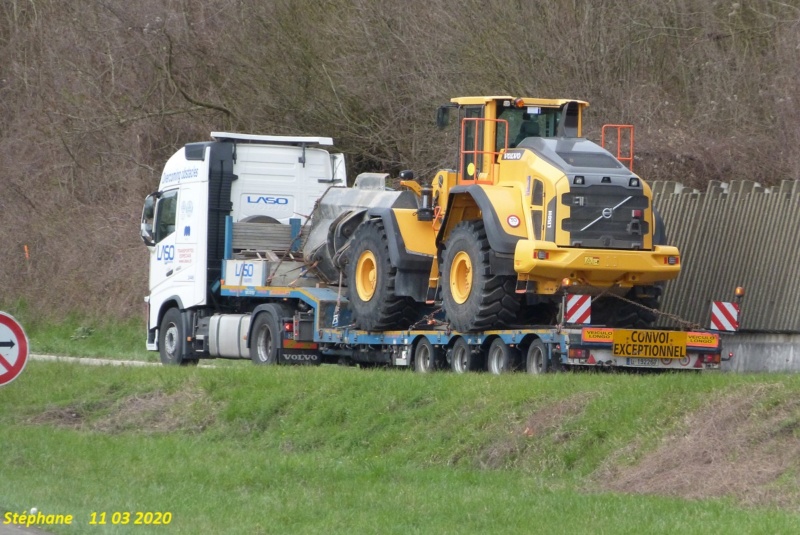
xmin=141 ymin=132 xmax=345 ymax=357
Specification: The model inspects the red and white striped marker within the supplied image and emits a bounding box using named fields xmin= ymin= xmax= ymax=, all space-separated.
xmin=710 ymin=301 xmax=739 ymax=332
xmin=565 ymin=294 xmax=591 ymax=324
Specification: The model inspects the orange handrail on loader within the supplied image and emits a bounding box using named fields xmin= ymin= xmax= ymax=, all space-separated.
xmin=601 ymin=124 xmax=634 ymax=171
xmin=459 ymin=117 xmax=508 ymax=185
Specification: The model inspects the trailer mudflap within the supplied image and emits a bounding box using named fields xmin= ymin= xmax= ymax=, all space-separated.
xmin=280 ymin=339 xmax=322 ymax=365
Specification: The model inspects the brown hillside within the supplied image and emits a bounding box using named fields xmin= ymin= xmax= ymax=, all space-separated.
xmin=1 ymin=1 xmax=798 ymax=319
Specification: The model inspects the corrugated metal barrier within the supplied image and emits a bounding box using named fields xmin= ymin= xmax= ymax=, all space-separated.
xmin=652 ymin=180 xmax=800 ymax=333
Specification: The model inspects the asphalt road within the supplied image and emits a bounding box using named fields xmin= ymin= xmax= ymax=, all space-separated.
xmin=0 ymin=515 xmax=56 ymax=535
xmin=29 ymin=354 xmax=159 ymax=366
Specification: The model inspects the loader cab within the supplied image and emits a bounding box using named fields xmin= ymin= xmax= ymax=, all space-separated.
xmin=439 ymin=96 xmax=588 ymax=186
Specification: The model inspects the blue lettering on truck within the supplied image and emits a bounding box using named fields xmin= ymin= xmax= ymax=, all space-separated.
xmin=235 ymin=263 xmax=254 ymax=278
xmin=162 ymin=167 xmax=199 ymax=185
xmin=247 ymin=196 xmax=289 ymax=205
xmin=157 ymin=245 xmax=175 ymax=262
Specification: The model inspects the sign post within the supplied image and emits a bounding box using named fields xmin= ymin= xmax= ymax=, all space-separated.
xmin=0 ymin=312 xmax=29 ymax=386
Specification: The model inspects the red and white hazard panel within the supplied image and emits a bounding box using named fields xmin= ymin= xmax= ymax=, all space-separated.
xmin=565 ymin=294 xmax=591 ymax=324
xmin=710 ymin=301 xmax=739 ymax=332
xmin=0 ymin=312 xmax=29 ymax=386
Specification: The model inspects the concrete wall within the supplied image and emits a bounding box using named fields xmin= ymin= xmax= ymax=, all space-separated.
xmin=721 ymin=333 xmax=800 ymax=373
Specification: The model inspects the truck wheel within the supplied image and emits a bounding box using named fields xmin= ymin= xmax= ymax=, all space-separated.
xmin=441 ymin=221 xmax=520 ymax=332
xmin=346 ymin=219 xmax=417 ymax=331
xmin=159 ymin=308 xmax=195 ymax=365
xmin=450 ymin=337 xmax=482 ymax=373
xmin=250 ymin=305 xmax=283 ymax=365
xmin=413 ymin=338 xmax=440 ymax=373
xmin=525 ymin=339 xmax=548 ymax=375
xmin=487 ymin=338 xmax=520 ymax=375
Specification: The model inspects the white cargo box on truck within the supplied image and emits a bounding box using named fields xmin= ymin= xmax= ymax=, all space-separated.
xmin=210 ymin=132 xmax=345 ymax=225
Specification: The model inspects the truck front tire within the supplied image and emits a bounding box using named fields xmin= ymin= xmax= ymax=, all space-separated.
xmin=159 ymin=308 xmax=197 ymax=366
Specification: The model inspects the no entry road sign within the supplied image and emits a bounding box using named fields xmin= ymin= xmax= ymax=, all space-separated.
xmin=0 ymin=312 xmax=29 ymax=386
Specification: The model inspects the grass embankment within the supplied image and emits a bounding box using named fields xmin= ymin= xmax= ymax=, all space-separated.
xmin=1 ymin=363 xmax=799 ymax=534
xmin=12 ymin=310 xmax=244 ymax=366
xmin=2 ymin=304 xmax=154 ymax=361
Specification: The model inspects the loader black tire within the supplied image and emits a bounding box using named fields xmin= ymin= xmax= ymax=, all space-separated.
xmin=441 ymin=220 xmax=520 ymax=332
xmin=517 ymin=301 xmax=559 ymax=326
xmin=592 ymin=287 xmax=660 ymax=328
xmin=345 ymin=219 xmax=417 ymax=331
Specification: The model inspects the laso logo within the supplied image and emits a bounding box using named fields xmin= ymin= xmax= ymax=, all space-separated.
xmin=157 ymin=245 xmax=175 ymax=262
xmin=235 ymin=263 xmax=254 ymax=278
xmin=247 ymin=196 xmax=289 ymax=205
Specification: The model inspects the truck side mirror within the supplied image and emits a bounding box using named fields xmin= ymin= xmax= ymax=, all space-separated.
xmin=140 ymin=193 xmax=157 ymax=246
xmin=436 ymin=106 xmax=450 ymax=129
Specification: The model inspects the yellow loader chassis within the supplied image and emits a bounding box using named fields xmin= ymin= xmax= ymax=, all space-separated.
xmin=514 ymin=240 xmax=681 ymax=294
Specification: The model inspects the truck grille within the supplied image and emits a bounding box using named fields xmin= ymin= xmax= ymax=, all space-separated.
xmin=560 ymin=186 xmax=649 ymax=249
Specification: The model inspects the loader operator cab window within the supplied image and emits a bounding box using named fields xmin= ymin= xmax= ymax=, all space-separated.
xmin=498 ymin=105 xmax=562 ymax=149
xmin=154 ymin=189 xmax=178 ymax=243
xmin=497 ymin=107 xmax=525 ymax=149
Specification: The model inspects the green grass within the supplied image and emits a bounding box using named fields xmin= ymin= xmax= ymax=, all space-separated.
xmin=1 ymin=303 xmax=155 ymax=361
xmin=1 ymin=363 xmax=799 ymax=534
xmin=3 ymin=309 xmax=248 ymax=366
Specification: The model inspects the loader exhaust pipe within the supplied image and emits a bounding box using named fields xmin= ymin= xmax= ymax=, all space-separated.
xmin=417 ymin=186 xmax=433 ymax=222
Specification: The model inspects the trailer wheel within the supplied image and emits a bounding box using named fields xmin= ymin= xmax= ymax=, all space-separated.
xmin=525 ymin=339 xmax=548 ymax=375
xmin=159 ymin=308 xmax=196 ymax=365
xmin=413 ymin=338 xmax=441 ymax=373
xmin=450 ymin=337 xmax=482 ymax=373
xmin=441 ymin=221 xmax=520 ymax=332
xmin=346 ymin=219 xmax=417 ymax=331
xmin=250 ymin=305 xmax=283 ymax=365
xmin=487 ymin=338 xmax=520 ymax=375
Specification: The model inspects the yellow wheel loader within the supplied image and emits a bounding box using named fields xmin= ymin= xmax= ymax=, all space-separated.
xmin=304 ymin=96 xmax=681 ymax=332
